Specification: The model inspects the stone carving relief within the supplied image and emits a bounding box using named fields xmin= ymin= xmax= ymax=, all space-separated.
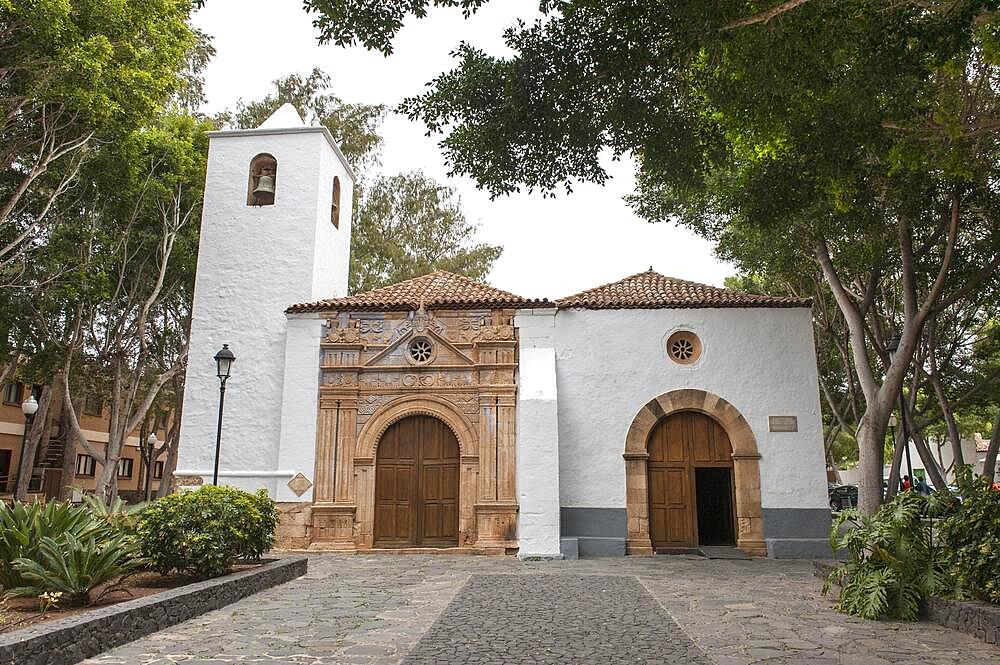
xmin=357 ymin=371 xmax=476 ymax=390
xmin=442 ymin=393 xmax=479 ymax=417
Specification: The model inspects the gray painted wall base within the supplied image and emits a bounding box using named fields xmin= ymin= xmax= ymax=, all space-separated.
xmin=560 ymin=538 xmax=579 ymax=560
xmin=578 ymin=537 xmax=626 ymax=557
xmin=767 ymin=538 xmax=833 ymax=559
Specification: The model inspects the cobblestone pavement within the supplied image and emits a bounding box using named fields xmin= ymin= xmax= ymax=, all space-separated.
xmin=403 ymin=574 xmax=711 ymax=664
xmin=84 ymin=555 xmax=999 ymax=665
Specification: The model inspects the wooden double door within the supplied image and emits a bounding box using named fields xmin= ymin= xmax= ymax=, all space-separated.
xmin=374 ymin=415 xmax=459 ymax=548
xmin=647 ymin=411 xmax=736 ymax=550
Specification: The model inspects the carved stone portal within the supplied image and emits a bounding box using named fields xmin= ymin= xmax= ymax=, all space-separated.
xmin=310 ymin=308 xmax=519 ymax=552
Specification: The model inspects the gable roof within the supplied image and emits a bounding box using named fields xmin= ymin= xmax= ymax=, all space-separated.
xmin=554 ymin=270 xmax=811 ymax=310
xmin=287 ymin=271 xmax=552 ymax=313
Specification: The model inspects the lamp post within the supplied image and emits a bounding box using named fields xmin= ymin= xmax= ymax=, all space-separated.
xmin=140 ymin=431 xmax=163 ymax=502
xmin=886 ymin=334 xmax=913 ymax=490
xmin=13 ymin=394 xmax=39 ymax=499
xmin=212 ymin=344 xmax=235 ymax=486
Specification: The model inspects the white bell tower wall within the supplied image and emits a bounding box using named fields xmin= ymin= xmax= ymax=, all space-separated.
xmin=177 ymin=107 xmax=355 ymax=496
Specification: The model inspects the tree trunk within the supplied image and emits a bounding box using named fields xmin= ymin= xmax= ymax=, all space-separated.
xmin=856 ymin=413 xmax=887 ymax=514
xmin=14 ymin=384 xmax=53 ymax=500
xmin=929 ymin=368 xmax=965 ymax=467
xmin=906 ymin=411 xmax=949 ymax=490
xmin=885 ymin=428 xmax=905 ymax=501
xmin=59 ymin=404 xmax=78 ymax=500
xmin=984 ymin=411 xmax=1000 ymax=482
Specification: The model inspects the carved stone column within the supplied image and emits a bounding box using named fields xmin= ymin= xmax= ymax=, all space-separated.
xmin=624 ymin=452 xmax=653 ymax=555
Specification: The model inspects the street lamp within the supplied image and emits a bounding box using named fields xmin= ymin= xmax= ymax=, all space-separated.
xmin=886 ymin=333 xmax=913 ymax=490
xmin=12 ymin=394 xmax=39 ymax=499
xmin=212 ymin=344 xmax=235 ymax=486
xmin=140 ymin=431 xmax=163 ymax=502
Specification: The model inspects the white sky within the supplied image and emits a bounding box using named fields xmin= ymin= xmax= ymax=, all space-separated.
xmin=193 ymin=0 xmax=732 ymax=299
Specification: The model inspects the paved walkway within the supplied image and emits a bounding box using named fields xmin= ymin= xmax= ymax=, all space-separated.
xmin=85 ymin=555 xmax=998 ymax=665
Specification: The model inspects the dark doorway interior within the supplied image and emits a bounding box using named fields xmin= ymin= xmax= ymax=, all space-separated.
xmin=0 ymin=449 xmax=11 ymax=493
xmin=695 ymin=467 xmax=735 ymax=546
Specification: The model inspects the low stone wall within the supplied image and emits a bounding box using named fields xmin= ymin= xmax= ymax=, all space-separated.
xmin=924 ymin=597 xmax=1000 ymax=645
xmin=813 ymin=560 xmax=1000 ymax=645
xmin=0 ymin=556 xmax=308 ymax=665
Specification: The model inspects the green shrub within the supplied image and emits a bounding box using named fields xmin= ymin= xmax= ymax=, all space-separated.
xmin=823 ymin=491 xmax=943 ymax=621
xmin=0 ymin=501 xmax=107 ymax=591
xmin=934 ymin=466 xmax=1000 ymax=604
xmin=5 ymin=533 xmax=144 ymax=607
xmin=135 ymin=485 xmax=279 ymax=579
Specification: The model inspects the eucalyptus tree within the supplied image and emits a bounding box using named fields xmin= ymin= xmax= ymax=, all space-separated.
xmin=54 ymin=113 xmax=210 ymax=499
xmin=0 ymin=0 xmax=197 ymax=272
xmin=308 ymin=0 xmax=1000 ymax=513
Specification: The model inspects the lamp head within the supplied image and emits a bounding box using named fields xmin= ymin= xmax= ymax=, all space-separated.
xmin=21 ymin=394 xmax=38 ymax=417
xmin=214 ymin=344 xmax=235 ymax=380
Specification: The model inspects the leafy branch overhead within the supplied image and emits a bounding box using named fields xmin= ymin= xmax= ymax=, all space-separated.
xmin=310 ymin=0 xmax=1000 ymax=512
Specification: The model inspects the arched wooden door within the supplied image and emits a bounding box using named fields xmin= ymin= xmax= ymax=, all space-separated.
xmin=374 ymin=415 xmax=459 ymax=548
xmin=647 ymin=411 xmax=736 ymax=551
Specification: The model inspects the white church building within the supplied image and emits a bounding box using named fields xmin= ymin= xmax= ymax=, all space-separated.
xmin=176 ymin=105 xmax=832 ymax=559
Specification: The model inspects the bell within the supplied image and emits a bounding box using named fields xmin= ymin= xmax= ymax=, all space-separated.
xmin=253 ymin=174 xmax=275 ymax=205
xmin=254 ymin=174 xmax=275 ymax=194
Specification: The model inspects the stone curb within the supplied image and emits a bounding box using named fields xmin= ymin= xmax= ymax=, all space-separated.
xmin=0 ymin=555 xmax=308 ymax=665
xmin=813 ymin=560 xmax=1000 ymax=645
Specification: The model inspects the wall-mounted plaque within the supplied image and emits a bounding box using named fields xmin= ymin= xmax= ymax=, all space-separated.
xmin=769 ymin=416 xmax=798 ymax=432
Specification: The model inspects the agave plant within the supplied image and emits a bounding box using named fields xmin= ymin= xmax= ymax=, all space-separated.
xmin=0 ymin=501 xmax=108 ymax=590
xmin=5 ymin=533 xmax=145 ymax=607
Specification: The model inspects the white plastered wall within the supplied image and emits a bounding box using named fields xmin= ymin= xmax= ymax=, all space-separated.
xmin=177 ymin=125 xmax=353 ymax=496
xmin=515 ymin=309 xmax=562 ymax=558
xmin=552 ymin=307 xmax=828 ymax=512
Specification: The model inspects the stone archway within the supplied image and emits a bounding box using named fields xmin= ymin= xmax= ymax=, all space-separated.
xmin=354 ymin=395 xmax=479 ymax=549
xmin=623 ymin=389 xmax=766 ymax=556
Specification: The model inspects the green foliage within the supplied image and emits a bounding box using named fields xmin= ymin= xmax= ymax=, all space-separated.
xmin=221 ymin=67 xmax=385 ymax=170
xmin=350 ymin=172 xmax=502 ymax=293
xmin=5 ymin=533 xmax=144 ymax=608
xmin=934 ymin=466 xmax=1000 ymax=604
xmin=303 ymin=0 xmax=489 ymax=54
xmin=135 ymin=486 xmax=279 ymax=579
xmin=824 ymin=492 xmax=943 ymax=621
xmin=0 ymin=501 xmax=104 ymax=591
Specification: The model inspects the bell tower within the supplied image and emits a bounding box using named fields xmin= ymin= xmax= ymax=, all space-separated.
xmin=176 ymin=104 xmax=355 ymax=493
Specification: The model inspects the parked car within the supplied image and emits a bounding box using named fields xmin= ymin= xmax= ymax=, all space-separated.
xmin=828 ymin=483 xmax=858 ymax=512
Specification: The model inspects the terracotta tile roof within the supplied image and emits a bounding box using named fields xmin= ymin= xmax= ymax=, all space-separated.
xmin=287 ymin=271 xmax=552 ymax=313
xmin=554 ymin=270 xmax=812 ymax=310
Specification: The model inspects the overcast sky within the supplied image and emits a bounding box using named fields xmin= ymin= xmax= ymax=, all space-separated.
xmin=193 ymin=1 xmax=733 ymax=299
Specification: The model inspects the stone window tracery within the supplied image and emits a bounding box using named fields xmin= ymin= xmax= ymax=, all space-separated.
xmin=408 ymin=337 xmax=434 ymax=364
xmin=666 ymin=331 xmax=702 ymax=365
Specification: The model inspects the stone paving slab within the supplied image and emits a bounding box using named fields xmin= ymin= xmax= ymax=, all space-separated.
xmin=403 ymin=574 xmax=711 ymax=664
xmin=82 ymin=555 xmax=999 ymax=665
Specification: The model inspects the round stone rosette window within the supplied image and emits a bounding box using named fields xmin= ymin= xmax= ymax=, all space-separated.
xmin=407 ymin=337 xmax=435 ymax=364
xmin=666 ymin=331 xmax=702 ymax=365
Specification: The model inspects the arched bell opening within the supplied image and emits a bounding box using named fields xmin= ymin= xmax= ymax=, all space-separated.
xmin=247 ymin=153 xmax=277 ymax=206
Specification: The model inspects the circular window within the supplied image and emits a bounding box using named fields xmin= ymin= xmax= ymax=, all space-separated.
xmin=408 ymin=337 xmax=434 ymax=364
xmin=666 ymin=331 xmax=702 ymax=365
